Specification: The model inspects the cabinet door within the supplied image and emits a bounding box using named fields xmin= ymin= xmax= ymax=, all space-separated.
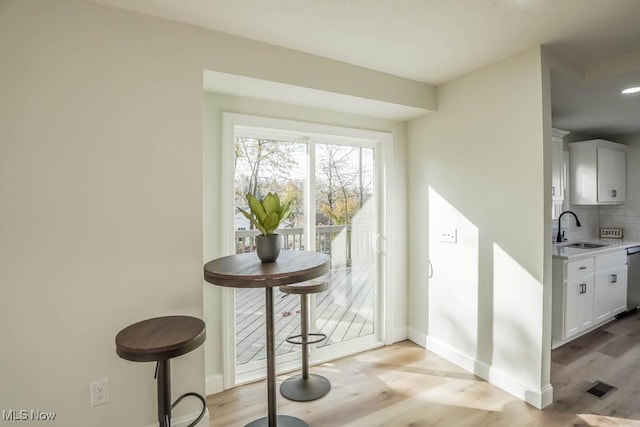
xmin=551 ymin=137 xmax=563 ymax=201
xmin=594 ymin=266 xmax=628 ymax=321
xmin=594 ymin=272 xmax=612 ymax=322
xmin=565 ymin=278 xmax=593 ymax=338
xmin=597 ymin=147 xmax=626 ymax=202
xmin=610 ymin=266 xmax=628 ymax=316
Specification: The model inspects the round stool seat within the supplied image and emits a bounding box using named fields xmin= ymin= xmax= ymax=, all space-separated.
xmin=115 ymin=315 xmax=206 ymax=362
xmin=279 ymin=279 xmax=328 ymax=295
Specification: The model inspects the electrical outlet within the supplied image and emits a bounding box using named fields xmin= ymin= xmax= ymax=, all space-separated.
xmin=441 ymin=228 xmax=457 ymax=244
xmin=90 ymin=379 xmax=110 ymax=406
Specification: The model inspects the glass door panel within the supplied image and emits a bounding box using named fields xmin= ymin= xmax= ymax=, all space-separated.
xmin=233 ymin=136 xmax=307 ymax=377
xmin=314 ymin=144 xmax=377 ymax=350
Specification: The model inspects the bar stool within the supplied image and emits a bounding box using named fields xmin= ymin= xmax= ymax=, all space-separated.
xmin=115 ymin=315 xmax=206 ymax=427
xmin=279 ymin=279 xmax=331 ymax=402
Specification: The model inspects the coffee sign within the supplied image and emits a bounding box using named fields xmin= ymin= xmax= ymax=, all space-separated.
xmin=600 ymin=228 xmax=623 ymax=239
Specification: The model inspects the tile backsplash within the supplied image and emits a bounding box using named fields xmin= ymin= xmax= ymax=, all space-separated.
xmin=600 ymin=205 xmax=640 ymax=241
xmin=553 ymin=204 xmax=640 ymax=242
xmin=552 ymin=205 xmax=600 ymax=242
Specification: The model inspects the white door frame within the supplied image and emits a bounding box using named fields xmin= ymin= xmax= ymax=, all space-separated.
xmin=220 ymin=112 xmax=393 ymax=388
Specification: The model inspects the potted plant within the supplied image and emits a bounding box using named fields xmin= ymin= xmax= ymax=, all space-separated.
xmin=237 ymin=192 xmax=294 ymax=262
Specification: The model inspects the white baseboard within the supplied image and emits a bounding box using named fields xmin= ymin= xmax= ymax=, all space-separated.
xmin=407 ymin=327 xmax=427 ymax=348
xmin=206 ymin=373 xmax=224 ymax=395
xmin=392 ymin=326 xmax=408 ymax=343
xmin=426 ymin=335 xmax=551 ymax=409
xmin=145 ymin=408 xmax=210 ymax=427
xmin=540 ymin=383 xmax=554 ymax=408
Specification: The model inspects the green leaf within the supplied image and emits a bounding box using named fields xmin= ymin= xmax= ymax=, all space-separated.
xmin=247 ymin=194 xmax=266 ymax=222
xmin=255 ymin=223 xmax=267 ymax=235
xmin=237 ymin=207 xmax=263 ymax=232
xmin=279 ymin=200 xmax=293 ymax=223
xmin=262 ymin=193 xmax=278 ymax=215
xmin=262 ymin=211 xmax=280 ymax=234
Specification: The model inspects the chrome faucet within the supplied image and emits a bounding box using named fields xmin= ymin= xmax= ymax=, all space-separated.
xmin=556 ymin=210 xmax=581 ymax=243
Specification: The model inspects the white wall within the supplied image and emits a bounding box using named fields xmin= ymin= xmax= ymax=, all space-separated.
xmin=0 ymin=0 xmax=426 ymax=425
xmin=615 ymin=133 xmax=640 ymax=217
xmin=202 ymin=92 xmax=410 ymax=391
xmin=407 ymin=47 xmax=551 ymax=408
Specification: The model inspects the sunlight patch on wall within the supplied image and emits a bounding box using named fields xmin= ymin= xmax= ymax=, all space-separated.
xmin=492 ymin=243 xmax=543 ymax=385
xmin=428 ymin=186 xmax=479 ymax=355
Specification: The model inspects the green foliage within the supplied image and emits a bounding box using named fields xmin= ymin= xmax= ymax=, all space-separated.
xmin=237 ymin=192 xmax=294 ymax=235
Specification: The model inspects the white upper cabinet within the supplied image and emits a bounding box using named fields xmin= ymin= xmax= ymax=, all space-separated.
xmin=569 ymin=139 xmax=626 ymax=205
xmin=551 ymin=129 xmax=568 ymax=202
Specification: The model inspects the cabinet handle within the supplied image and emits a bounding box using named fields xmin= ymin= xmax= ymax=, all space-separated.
xmin=552 ymin=186 xmax=555 ymax=196
xmin=580 ymin=283 xmax=587 ymax=294
xmin=611 ymin=274 xmax=617 ymax=283
xmin=611 ymin=189 xmax=617 ymax=198
xmin=579 ymin=266 xmax=587 ymax=270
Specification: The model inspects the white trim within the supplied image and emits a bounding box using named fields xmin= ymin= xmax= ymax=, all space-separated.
xmin=145 ymin=409 xmax=210 ymax=427
xmin=407 ymin=327 xmax=427 ymax=348
xmin=378 ymin=134 xmax=392 ymax=345
xmin=223 ymin=113 xmax=389 ymax=147
xmin=426 ymin=335 xmax=550 ymax=409
xmin=392 ymin=326 xmax=408 ymax=343
xmin=221 ymin=287 xmax=235 ymax=389
xmin=313 ymin=335 xmax=383 ymax=365
xmin=205 ymin=374 xmax=224 ymax=395
xmin=305 ymin=139 xmax=316 ymax=254
xmin=221 ymin=113 xmax=237 ymax=255
xmin=221 ymin=112 xmax=393 ymax=388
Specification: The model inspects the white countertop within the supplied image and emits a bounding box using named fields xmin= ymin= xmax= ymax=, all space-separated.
xmin=552 ymin=239 xmax=640 ymax=260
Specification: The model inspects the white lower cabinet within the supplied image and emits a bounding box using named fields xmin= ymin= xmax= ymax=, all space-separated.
xmin=594 ymin=266 xmax=627 ymax=321
xmin=553 ymin=249 xmax=628 ymax=348
xmin=564 ymin=278 xmax=593 ymax=338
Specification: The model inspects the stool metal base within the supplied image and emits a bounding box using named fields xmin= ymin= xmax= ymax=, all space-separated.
xmin=280 ymin=374 xmax=331 ymax=402
xmin=245 ymin=414 xmax=308 ymax=427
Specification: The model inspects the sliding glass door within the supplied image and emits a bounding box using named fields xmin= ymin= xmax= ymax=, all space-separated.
xmin=229 ymin=119 xmax=383 ymax=384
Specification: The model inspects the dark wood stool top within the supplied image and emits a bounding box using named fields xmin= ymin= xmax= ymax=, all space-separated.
xmin=280 ymin=278 xmax=328 ymax=295
xmin=115 ymin=316 xmax=206 ymax=362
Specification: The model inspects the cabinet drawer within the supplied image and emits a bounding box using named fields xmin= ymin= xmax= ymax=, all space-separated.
xmin=566 ymin=258 xmax=594 ymax=279
xmin=596 ymin=250 xmax=627 ymax=271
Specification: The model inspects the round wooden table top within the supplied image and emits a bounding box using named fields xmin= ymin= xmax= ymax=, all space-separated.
xmin=203 ymin=250 xmax=330 ymax=289
xmin=115 ymin=316 xmax=206 ymax=362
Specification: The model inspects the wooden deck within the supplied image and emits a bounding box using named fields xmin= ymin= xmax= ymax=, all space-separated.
xmin=235 ymin=265 xmax=375 ymax=365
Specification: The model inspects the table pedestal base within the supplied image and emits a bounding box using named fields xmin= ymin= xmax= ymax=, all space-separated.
xmin=245 ymin=415 xmax=309 ymax=427
xmin=280 ymin=374 xmax=331 ymax=402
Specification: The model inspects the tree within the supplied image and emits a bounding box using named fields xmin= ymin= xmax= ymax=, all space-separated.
xmin=234 ymin=137 xmax=304 ymax=229
xmin=316 ymin=144 xmax=373 ymax=226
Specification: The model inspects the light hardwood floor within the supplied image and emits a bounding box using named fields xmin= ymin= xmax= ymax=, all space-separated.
xmin=208 ymin=313 xmax=640 ymax=426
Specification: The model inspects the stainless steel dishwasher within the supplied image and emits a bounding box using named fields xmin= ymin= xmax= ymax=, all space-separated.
xmin=626 ymin=246 xmax=640 ymax=312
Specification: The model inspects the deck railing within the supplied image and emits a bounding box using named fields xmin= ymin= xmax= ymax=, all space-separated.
xmin=235 ymin=225 xmax=351 ymax=262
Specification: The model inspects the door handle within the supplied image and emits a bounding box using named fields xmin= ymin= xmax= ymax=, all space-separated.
xmin=372 ymin=233 xmax=380 ymax=253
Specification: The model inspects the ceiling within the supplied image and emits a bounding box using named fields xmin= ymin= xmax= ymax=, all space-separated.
xmin=87 ymin=0 xmax=640 ymax=136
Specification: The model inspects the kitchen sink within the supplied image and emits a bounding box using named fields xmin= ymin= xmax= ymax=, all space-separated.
xmin=562 ymin=242 xmax=609 ymax=249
